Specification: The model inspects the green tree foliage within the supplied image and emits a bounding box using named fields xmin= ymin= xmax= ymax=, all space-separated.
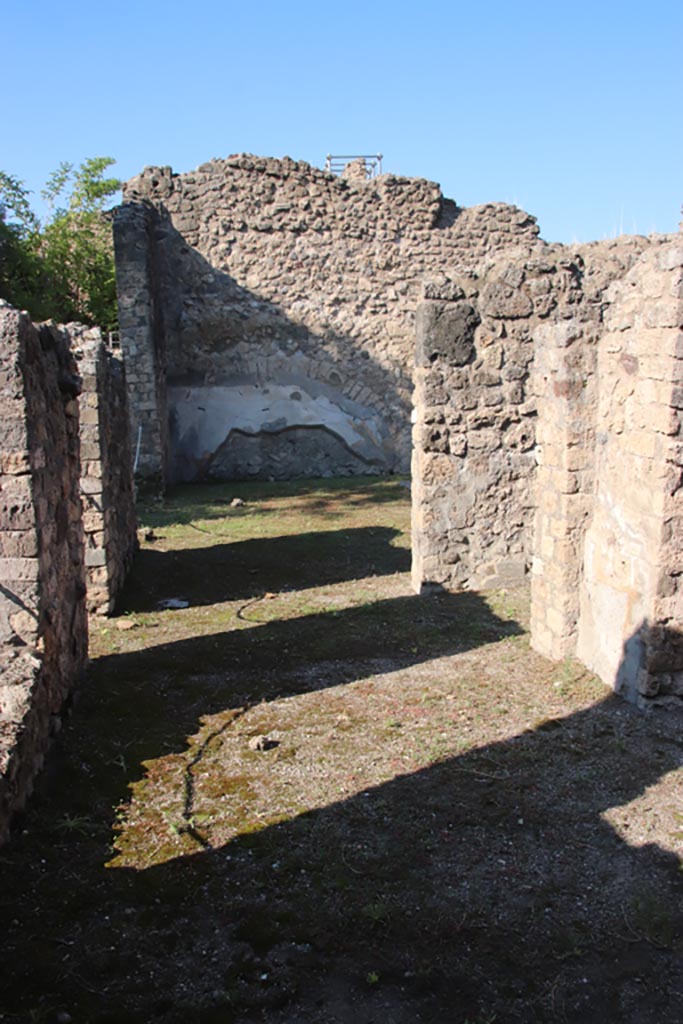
xmin=0 ymin=157 xmax=121 ymax=331
xmin=0 ymin=172 xmax=43 ymax=314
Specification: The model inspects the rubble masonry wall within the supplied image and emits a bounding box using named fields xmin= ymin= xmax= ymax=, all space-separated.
xmin=411 ymin=236 xmax=654 ymax=592
xmin=114 ymin=156 xmax=541 ymax=484
xmin=410 ymin=232 xmax=683 ymax=705
xmin=0 ymin=305 xmax=137 ymax=840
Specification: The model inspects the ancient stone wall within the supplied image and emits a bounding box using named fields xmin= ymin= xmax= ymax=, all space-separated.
xmin=531 ymin=242 xmax=683 ymax=705
xmin=113 ymin=152 xmax=683 ymax=707
xmin=411 ymin=268 xmax=533 ymax=591
xmin=410 ymin=228 xmax=683 ymax=706
xmin=0 ymin=304 xmax=88 ymax=841
xmin=113 ymin=202 xmax=168 ymax=486
xmin=73 ymin=326 xmax=137 ymax=614
xmin=411 ymin=237 xmax=650 ymax=593
xmin=115 ymin=156 xmax=541 ymax=484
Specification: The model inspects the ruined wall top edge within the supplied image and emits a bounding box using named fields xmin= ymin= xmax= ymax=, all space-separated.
xmin=120 ymin=154 xmax=681 ymax=252
xmin=0 ymin=301 xmax=110 ymax=351
xmin=124 ymin=153 xmax=444 ymax=197
xmin=120 ymin=153 xmax=540 ymax=237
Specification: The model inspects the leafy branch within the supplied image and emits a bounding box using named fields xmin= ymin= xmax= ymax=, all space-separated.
xmin=0 ymin=156 xmax=121 ymax=331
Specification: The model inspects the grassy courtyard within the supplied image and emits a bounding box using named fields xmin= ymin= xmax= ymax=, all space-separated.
xmin=1 ymin=477 xmax=682 ymax=1023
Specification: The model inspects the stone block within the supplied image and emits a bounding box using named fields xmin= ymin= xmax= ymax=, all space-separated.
xmin=0 ymin=477 xmax=35 ymax=531
xmin=0 ymin=557 xmax=39 ymax=582
xmin=84 ymin=547 xmax=106 ymax=568
xmin=480 ymin=279 xmax=533 ymax=319
xmin=415 ymin=301 xmax=480 ymax=368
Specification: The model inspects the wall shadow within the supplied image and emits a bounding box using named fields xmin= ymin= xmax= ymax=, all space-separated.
xmin=143 ymin=207 xmax=413 ymax=482
xmin=113 ymin=695 xmax=683 ymax=1023
xmin=118 ymin=525 xmax=410 ymax=610
xmin=3 ymin=545 xmax=683 ymax=1021
xmin=94 ymin=590 xmax=523 ymax=766
xmin=138 ymin=476 xmax=410 ymax=529
xmin=614 ymin=618 xmax=683 ymax=705
xmin=3 ymin=676 xmax=681 ymax=1021
xmin=0 ymin=587 xmax=525 ymax=1021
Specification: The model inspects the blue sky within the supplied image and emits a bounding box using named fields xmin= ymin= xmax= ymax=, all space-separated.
xmin=2 ymin=0 xmax=681 ymax=243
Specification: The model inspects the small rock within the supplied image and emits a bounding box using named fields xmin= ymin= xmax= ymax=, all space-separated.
xmin=231 ymin=497 xmax=245 ymax=508
xmin=157 ymin=597 xmax=190 ymax=610
xmin=248 ymin=735 xmax=279 ymax=752
xmin=144 ymin=528 xmax=157 ymax=541
xmin=115 ymin=619 xmax=137 ymax=631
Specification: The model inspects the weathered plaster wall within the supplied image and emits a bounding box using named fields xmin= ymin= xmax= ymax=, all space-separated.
xmin=115 ymin=155 xmax=541 ymax=483
xmin=0 ymin=304 xmax=88 ymax=841
xmin=168 ymin=380 xmax=388 ymax=481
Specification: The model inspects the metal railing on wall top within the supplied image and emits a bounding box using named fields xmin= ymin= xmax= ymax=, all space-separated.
xmin=324 ymin=154 xmax=384 ymax=178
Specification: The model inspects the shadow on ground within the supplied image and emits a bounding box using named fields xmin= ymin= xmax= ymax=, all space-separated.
xmin=140 ymin=477 xmax=409 ymax=530
xmin=98 ymin=589 xmax=522 ymax=724
xmin=120 ymin=526 xmax=410 ymax=609
xmin=2 ymin=681 xmax=682 ymax=1024
xmin=1 ymin=481 xmax=682 ymax=1024
xmin=109 ymin=698 xmax=683 ymax=1024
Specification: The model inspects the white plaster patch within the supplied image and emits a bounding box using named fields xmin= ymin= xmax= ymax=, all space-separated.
xmin=167 ymin=380 xmax=388 ymax=480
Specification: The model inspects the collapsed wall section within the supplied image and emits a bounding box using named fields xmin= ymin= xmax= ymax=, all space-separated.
xmin=73 ymin=326 xmax=137 ymax=614
xmin=0 ymin=304 xmax=88 ymax=841
xmin=115 ymin=156 xmax=541 ymax=484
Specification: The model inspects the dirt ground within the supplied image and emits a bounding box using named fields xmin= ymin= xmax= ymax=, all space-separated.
xmin=1 ymin=477 xmax=683 ymax=1024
